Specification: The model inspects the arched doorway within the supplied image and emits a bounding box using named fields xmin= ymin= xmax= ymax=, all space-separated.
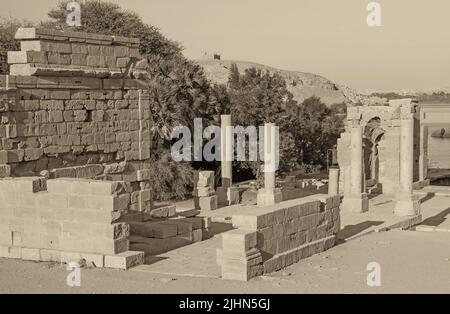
xmin=363 ymin=117 xmax=385 ymax=191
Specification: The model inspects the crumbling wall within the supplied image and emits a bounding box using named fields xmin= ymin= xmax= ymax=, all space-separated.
xmin=0 ymin=177 xmax=144 ymax=269
xmin=0 ymin=27 xmax=152 ymax=216
xmin=217 ymin=195 xmax=340 ymax=281
xmin=0 ymin=28 xmax=158 ymax=269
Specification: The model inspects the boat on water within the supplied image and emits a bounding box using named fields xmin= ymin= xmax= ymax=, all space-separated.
xmin=431 ymin=128 xmax=450 ymax=138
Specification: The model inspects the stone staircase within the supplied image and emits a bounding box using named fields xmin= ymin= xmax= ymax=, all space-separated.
xmin=129 ymin=205 xmax=211 ymax=257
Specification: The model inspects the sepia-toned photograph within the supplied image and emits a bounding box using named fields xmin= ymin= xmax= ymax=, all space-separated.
xmin=0 ymin=0 xmax=449 ymax=299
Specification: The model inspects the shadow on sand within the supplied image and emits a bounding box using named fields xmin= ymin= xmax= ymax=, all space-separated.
xmin=336 ymin=220 xmax=384 ymax=244
xmin=421 ymin=207 xmax=450 ymax=227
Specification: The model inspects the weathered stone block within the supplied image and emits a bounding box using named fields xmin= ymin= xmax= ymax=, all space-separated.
xmin=21 ymin=247 xmax=41 ymax=261
xmin=193 ymin=187 xmax=215 ymax=197
xmin=194 ymin=195 xmax=218 ymax=211
xmin=257 ymin=188 xmax=282 ymax=207
xmin=194 ymin=171 xmax=215 ymax=188
xmin=91 ymin=238 xmax=129 ymax=255
xmin=104 ymin=251 xmax=144 ymax=270
xmin=217 ymin=186 xmax=240 ymax=206
xmin=0 ymin=165 xmax=11 ymax=177
xmin=40 ymin=249 xmax=61 ymax=262
xmin=222 ymin=230 xmax=257 ymax=252
xmin=60 ymin=251 xmax=82 ymax=263
xmin=0 ymin=246 xmax=21 ymax=259
xmin=130 ymin=236 xmax=191 ymax=256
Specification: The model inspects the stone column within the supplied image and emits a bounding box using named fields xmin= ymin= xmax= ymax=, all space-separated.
xmin=328 ymin=167 xmax=340 ymax=195
xmin=394 ymin=116 xmax=420 ymax=216
xmin=194 ymin=171 xmax=218 ymax=211
xmin=221 ymin=114 xmax=232 ymax=188
xmin=343 ymin=166 xmax=351 ymax=197
xmin=257 ymin=123 xmax=282 ymax=207
xmin=217 ymin=115 xmax=240 ymax=206
xmin=342 ymin=122 xmax=369 ymax=213
xmin=419 ymin=124 xmax=429 ymax=182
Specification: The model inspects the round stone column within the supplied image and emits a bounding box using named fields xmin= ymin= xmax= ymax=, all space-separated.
xmin=217 ymin=115 xmax=240 ymax=206
xmin=257 ymin=123 xmax=282 ymax=207
xmin=221 ymin=115 xmax=232 ymax=188
xmin=264 ymin=123 xmax=276 ymax=191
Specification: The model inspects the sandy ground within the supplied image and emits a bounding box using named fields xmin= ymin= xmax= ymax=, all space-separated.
xmin=0 ymin=230 xmax=449 ymax=294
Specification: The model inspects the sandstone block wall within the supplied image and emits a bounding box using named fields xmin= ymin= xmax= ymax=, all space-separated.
xmin=218 ymin=194 xmax=340 ymax=281
xmin=0 ymin=27 xmax=153 ymax=216
xmin=0 ymin=177 xmax=144 ymax=269
xmin=0 ymin=28 xmax=157 ymax=268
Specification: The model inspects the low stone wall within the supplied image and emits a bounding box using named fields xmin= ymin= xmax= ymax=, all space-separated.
xmin=218 ymin=194 xmax=340 ymax=281
xmin=0 ymin=177 xmax=144 ymax=269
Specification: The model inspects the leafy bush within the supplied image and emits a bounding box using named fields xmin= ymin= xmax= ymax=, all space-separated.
xmin=227 ymin=66 xmax=298 ymax=184
xmin=148 ymin=153 xmax=194 ymax=201
xmin=228 ymin=65 xmax=344 ymax=184
xmin=287 ymin=96 xmax=344 ymax=167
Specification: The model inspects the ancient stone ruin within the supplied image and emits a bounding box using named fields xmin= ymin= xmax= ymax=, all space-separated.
xmin=337 ymin=99 xmax=428 ymax=216
xmin=0 ymin=27 xmax=206 ymax=269
xmin=2 ymin=27 xmax=412 ymax=281
xmin=218 ymin=194 xmax=340 ymax=281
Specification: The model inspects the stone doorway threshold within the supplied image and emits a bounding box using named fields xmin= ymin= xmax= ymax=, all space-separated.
xmin=131 ymin=234 xmax=222 ymax=279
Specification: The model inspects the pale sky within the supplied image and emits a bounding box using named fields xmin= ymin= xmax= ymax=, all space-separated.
xmin=1 ymin=0 xmax=450 ymax=92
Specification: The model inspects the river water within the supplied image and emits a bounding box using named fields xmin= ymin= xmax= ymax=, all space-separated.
xmin=428 ymin=127 xmax=450 ymax=169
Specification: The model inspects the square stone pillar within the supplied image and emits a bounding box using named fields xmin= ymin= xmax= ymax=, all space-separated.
xmin=419 ymin=125 xmax=428 ymax=181
xmin=342 ymin=123 xmax=369 ymax=213
xmin=257 ymin=123 xmax=282 ymax=207
xmin=395 ymin=114 xmax=421 ymax=217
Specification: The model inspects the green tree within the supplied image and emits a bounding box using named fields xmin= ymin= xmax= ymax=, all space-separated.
xmin=45 ymin=0 xmax=181 ymax=58
xmin=228 ymin=63 xmax=240 ymax=89
xmin=228 ymin=67 xmax=299 ymax=183
xmin=287 ymin=96 xmax=344 ymax=168
xmin=45 ymin=0 xmax=220 ymax=200
xmin=230 ymin=67 xmax=296 ymax=125
xmin=45 ymin=1 xmax=216 ymax=143
xmin=228 ymin=65 xmax=345 ymax=181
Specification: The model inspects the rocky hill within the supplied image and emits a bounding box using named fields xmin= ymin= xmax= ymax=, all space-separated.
xmin=196 ymin=59 xmax=360 ymax=106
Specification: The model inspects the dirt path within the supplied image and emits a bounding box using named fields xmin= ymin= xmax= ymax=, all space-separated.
xmin=0 ymin=230 xmax=449 ymax=294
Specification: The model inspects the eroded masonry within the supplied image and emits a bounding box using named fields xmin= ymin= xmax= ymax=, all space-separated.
xmin=0 ymin=28 xmax=427 ymax=281
xmin=0 ymin=28 xmax=155 ymax=269
xmin=337 ymin=99 xmax=428 ymax=216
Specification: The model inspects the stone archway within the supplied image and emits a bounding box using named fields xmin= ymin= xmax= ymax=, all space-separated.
xmin=337 ymin=99 xmax=424 ymax=215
